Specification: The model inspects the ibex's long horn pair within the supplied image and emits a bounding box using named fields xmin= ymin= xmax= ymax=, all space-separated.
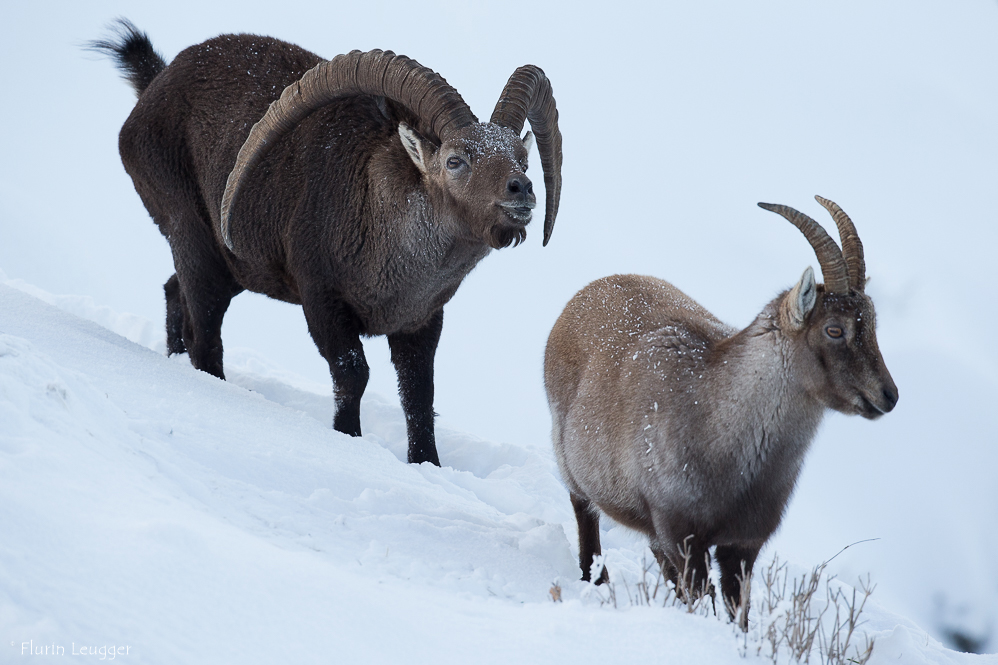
xmin=758 ymin=196 xmax=866 ymax=294
xmin=221 ymin=50 xmax=562 ymax=250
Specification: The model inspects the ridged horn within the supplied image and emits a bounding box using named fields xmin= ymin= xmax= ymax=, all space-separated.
xmin=815 ymin=196 xmax=865 ymax=291
xmin=220 ymin=49 xmax=478 ymax=251
xmin=490 ymin=65 xmax=562 ymax=246
xmin=758 ymin=202 xmax=851 ymax=294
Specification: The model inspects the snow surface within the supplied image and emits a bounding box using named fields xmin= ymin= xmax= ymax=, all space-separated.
xmin=0 ymin=272 xmax=989 ymax=663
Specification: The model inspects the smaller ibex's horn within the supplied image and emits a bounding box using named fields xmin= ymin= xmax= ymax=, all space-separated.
xmin=814 ymin=196 xmax=865 ymax=291
xmin=758 ymin=202 xmax=851 ymax=294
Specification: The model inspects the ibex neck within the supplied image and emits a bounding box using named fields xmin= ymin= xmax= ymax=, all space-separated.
xmin=706 ymin=306 xmax=825 ymax=479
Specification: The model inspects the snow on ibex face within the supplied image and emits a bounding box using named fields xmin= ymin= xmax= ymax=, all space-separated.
xmin=461 ymin=124 xmax=529 ymax=169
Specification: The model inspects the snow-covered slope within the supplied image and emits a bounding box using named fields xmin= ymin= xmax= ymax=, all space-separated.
xmin=1 ymin=280 xmax=986 ymax=663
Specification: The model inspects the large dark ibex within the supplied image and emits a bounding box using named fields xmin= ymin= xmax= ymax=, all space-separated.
xmin=544 ymin=197 xmax=897 ymax=630
xmin=91 ymin=20 xmax=562 ymax=466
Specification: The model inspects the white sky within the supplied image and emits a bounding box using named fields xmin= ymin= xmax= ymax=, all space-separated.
xmin=3 ymin=0 xmax=996 ymax=446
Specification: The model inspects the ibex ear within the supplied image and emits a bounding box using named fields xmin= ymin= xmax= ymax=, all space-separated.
xmin=398 ymin=122 xmax=429 ymax=174
xmin=784 ymin=266 xmax=817 ymax=330
xmin=522 ymin=130 xmax=535 ymax=154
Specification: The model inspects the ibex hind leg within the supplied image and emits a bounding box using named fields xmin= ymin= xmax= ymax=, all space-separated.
xmin=176 ymin=273 xmax=239 ymax=380
xmin=167 ymin=213 xmax=241 ymax=380
xmin=571 ymin=494 xmax=609 ymax=584
xmin=164 ymin=273 xmax=187 ymax=355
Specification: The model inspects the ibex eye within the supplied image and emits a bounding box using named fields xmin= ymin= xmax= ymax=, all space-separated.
xmin=826 ymin=326 xmax=844 ymax=338
xmin=446 ymin=156 xmax=464 ymax=170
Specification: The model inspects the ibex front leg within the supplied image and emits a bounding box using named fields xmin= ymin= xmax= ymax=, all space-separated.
xmin=388 ymin=309 xmax=443 ymax=466
xmin=303 ymin=296 xmax=369 ymax=438
xmin=652 ymin=515 xmax=714 ymax=608
xmin=716 ymin=543 xmax=760 ymax=632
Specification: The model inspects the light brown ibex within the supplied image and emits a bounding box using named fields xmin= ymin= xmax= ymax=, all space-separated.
xmin=544 ymin=197 xmax=897 ymax=630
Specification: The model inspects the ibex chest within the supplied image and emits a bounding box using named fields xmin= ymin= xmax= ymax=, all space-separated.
xmin=337 ymin=212 xmax=490 ymax=335
xmin=638 ymin=392 xmax=821 ymax=542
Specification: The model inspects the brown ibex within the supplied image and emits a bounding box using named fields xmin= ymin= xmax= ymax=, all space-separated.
xmin=90 ymin=20 xmax=562 ymax=466
xmin=544 ymin=197 xmax=897 ymax=629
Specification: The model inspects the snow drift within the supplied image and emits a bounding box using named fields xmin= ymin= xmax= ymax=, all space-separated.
xmin=1 ymin=276 xmax=986 ymax=663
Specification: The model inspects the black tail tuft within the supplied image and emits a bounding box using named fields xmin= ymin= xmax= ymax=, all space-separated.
xmin=87 ymin=18 xmax=167 ymax=96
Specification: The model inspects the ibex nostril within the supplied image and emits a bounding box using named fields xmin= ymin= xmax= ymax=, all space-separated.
xmin=883 ymin=387 xmax=898 ymax=410
xmin=506 ymin=174 xmax=531 ymax=197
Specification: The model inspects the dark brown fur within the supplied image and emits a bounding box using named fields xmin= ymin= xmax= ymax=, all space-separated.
xmin=92 ymin=21 xmax=539 ymax=465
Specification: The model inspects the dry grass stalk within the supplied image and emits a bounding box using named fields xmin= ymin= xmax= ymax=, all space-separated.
xmin=580 ymin=546 xmax=876 ymax=665
xmin=755 ymin=554 xmax=875 ymax=665
xmin=588 ymin=541 xmax=713 ymax=618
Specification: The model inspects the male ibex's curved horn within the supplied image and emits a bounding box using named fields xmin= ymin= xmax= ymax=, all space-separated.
xmin=220 ymin=49 xmax=478 ymax=251
xmin=814 ymin=196 xmax=865 ymax=291
xmin=490 ymin=65 xmax=562 ymax=246
xmin=758 ymin=202 xmax=850 ymax=294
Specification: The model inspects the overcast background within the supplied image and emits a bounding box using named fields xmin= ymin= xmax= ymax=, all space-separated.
xmin=2 ymin=0 xmax=996 ymax=652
